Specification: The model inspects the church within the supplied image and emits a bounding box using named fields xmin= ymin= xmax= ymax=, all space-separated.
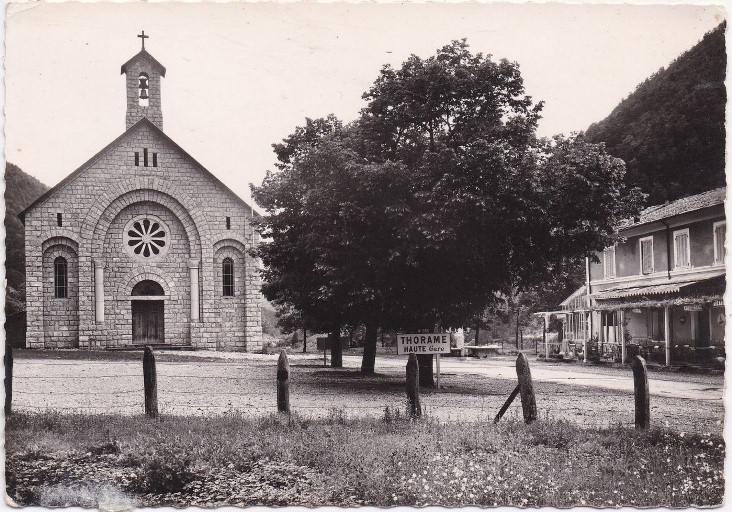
xmin=19 ymin=33 xmax=263 ymax=351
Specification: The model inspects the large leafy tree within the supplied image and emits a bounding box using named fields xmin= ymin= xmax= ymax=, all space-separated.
xmin=253 ymin=41 xmax=643 ymax=382
xmin=254 ymin=121 xmax=414 ymax=370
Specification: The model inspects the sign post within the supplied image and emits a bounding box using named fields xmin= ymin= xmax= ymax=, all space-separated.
xmin=436 ymin=353 xmax=441 ymax=389
xmin=396 ymin=333 xmax=450 ymax=389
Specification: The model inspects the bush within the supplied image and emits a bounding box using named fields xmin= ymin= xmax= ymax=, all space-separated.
xmin=125 ymin=450 xmax=196 ymax=494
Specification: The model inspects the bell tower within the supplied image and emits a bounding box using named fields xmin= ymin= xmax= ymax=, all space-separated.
xmin=121 ymin=31 xmax=167 ymax=130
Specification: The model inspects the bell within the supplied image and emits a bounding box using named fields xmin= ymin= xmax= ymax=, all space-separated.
xmin=139 ymin=89 xmax=149 ymax=100
xmin=138 ymin=76 xmax=149 ymax=89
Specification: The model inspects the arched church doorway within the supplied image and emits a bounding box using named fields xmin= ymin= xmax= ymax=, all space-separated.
xmin=131 ymin=280 xmax=165 ymax=344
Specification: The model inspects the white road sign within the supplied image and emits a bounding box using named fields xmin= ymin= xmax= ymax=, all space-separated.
xmin=397 ymin=333 xmax=450 ymax=355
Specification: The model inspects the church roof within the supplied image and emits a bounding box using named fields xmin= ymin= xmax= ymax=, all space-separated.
xmin=19 ymin=117 xmax=257 ymax=222
xmin=120 ymin=49 xmax=167 ymax=77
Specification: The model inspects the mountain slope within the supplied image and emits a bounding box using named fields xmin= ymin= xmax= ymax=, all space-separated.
xmin=5 ymin=163 xmax=49 ymax=296
xmin=585 ymin=22 xmax=726 ymax=204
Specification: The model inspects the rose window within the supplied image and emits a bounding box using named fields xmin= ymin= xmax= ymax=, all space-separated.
xmin=123 ymin=215 xmax=171 ymax=261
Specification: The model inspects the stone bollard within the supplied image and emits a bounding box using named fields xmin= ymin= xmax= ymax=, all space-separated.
xmin=143 ymin=346 xmax=159 ymax=418
xmin=277 ymin=350 xmax=290 ymax=413
xmin=516 ymin=353 xmax=537 ymax=424
xmin=633 ymin=355 xmax=650 ymax=429
xmin=406 ymin=353 xmax=422 ymax=418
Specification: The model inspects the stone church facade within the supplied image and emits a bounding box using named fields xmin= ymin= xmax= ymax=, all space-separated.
xmin=20 ymin=39 xmax=262 ymax=351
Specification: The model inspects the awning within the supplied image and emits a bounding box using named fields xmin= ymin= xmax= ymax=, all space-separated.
xmin=589 ymin=275 xmax=725 ymax=311
xmin=592 ymin=275 xmax=725 ymax=301
xmin=560 ymin=285 xmax=586 ymax=306
xmin=533 ymin=310 xmax=568 ymax=318
xmin=591 ymin=283 xmax=682 ymax=300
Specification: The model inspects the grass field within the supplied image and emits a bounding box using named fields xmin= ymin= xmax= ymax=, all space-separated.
xmin=5 ymin=410 xmax=725 ymax=508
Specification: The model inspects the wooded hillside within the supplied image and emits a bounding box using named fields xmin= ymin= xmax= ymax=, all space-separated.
xmin=5 ymin=163 xmax=49 ymax=291
xmin=585 ymin=22 xmax=725 ymax=204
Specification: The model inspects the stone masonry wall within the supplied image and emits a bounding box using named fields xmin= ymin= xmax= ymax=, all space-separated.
xmin=24 ymin=120 xmax=263 ymax=351
xmin=103 ymin=202 xmax=191 ymax=346
xmin=42 ymin=243 xmax=79 ymax=348
xmin=126 ymin=55 xmax=163 ymax=130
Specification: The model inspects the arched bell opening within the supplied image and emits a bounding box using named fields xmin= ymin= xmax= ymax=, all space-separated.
xmin=138 ymin=72 xmax=150 ymax=107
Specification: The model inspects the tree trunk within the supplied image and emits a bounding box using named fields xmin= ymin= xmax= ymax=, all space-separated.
xmin=302 ymin=328 xmax=307 ymax=353
xmin=515 ymin=307 xmax=521 ymax=351
xmin=361 ymin=323 xmax=378 ymax=374
xmin=417 ymin=354 xmax=434 ymax=387
xmin=474 ymin=325 xmax=480 ymax=345
xmin=329 ymin=328 xmax=342 ymax=368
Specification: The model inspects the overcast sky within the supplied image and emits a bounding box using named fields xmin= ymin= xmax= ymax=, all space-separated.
xmin=4 ymin=2 xmax=725 ymax=208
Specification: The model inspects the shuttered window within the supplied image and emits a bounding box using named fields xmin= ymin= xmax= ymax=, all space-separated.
xmin=603 ymin=247 xmax=616 ymax=278
xmin=714 ymin=221 xmax=726 ymax=264
xmin=673 ymin=229 xmax=690 ymax=269
xmin=640 ymin=237 xmax=654 ymax=275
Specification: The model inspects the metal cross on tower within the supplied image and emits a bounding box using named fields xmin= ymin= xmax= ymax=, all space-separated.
xmin=138 ymin=30 xmax=149 ymax=50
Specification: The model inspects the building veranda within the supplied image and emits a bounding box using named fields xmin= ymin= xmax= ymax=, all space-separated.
xmin=20 ymin=36 xmax=263 ymax=351
xmin=554 ymin=188 xmax=725 ymax=367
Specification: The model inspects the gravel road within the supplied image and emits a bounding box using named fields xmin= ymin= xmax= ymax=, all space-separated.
xmin=11 ymin=349 xmax=724 ymax=435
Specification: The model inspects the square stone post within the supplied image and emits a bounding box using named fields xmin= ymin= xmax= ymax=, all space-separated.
xmin=189 ymin=259 xmax=200 ymax=322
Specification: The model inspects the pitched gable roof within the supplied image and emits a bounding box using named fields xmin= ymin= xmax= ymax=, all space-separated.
xmin=19 ymin=117 xmax=256 ymax=222
xmin=121 ymin=49 xmax=167 ymax=77
xmin=618 ymin=187 xmax=726 ymax=231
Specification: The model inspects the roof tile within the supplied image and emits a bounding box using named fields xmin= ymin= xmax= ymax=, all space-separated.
xmin=618 ymin=187 xmax=726 ymax=230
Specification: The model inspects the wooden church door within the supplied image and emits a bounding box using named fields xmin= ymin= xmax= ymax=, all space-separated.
xmin=132 ymin=300 xmax=165 ymax=344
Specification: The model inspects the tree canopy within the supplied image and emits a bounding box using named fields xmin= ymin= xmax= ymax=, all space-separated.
xmin=251 ymin=40 xmax=643 ymax=375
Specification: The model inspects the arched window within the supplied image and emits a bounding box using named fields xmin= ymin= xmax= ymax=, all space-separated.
xmin=54 ymin=257 xmax=68 ymax=299
xmin=222 ymin=258 xmax=234 ymax=297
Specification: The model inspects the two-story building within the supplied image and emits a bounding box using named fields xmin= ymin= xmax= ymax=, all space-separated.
xmin=559 ymin=187 xmax=726 ymax=366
